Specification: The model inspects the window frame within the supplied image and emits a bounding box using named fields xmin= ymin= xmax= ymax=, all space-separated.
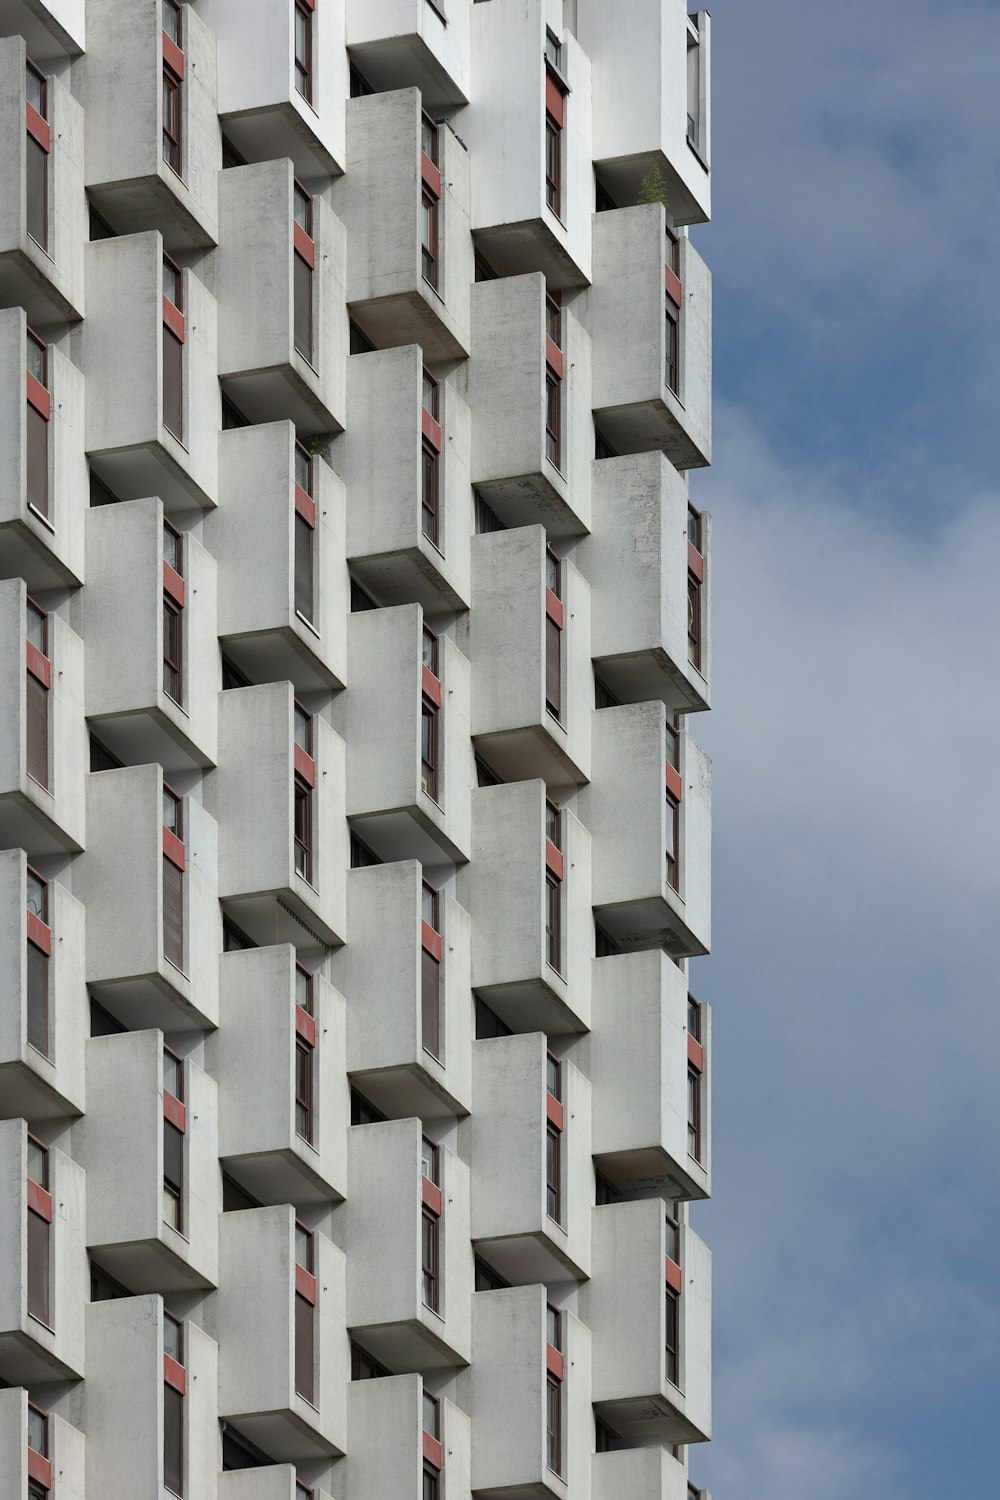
xmin=544 ymin=370 xmax=562 ymax=472
xmin=421 ymin=1205 xmax=440 ymax=1313
xmin=421 ymin=190 xmax=439 ymax=291
xmin=162 ymin=64 xmax=182 ymax=176
xmin=294 ymin=0 xmax=314 ymax=104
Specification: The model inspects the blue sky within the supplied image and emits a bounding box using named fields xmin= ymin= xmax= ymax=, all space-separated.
xmin=688 ymin=2 xmax=1000 ymax=1495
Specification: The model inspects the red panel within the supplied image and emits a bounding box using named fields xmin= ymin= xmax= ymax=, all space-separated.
xmin=299 ymin=0 xmax=315 ymax=9
xmin=687 ymin=542 xmax=705 ymax=582
xmin=293 ymin=221 xmax=316 ymax=268
xmin=25 ymin=642 xmax=50 ymax=687
xmin=294 ymin=744 xmax=315 ymax=787
xmin=423 ymin=1432 xmax=444 ymax=1469
xmin=295 ymin=1264 xmax=317 ymax=1304
xmin=25 ymin=102 xmax=50 ymax=152
xmin=421 ymin=406 xmax=442 ymax=452
xmin=421 ymin=665 xmax=442 ymax=707
xmin=545 ymin=840 xmax=563 ymax=879
xmin=26 ymin=373 xmax=50 ymax=420
xmin=162 ymin=32 xmax=185 ymax=78
xmin=162 ymin=827 xmax=186 ymax=871
xmin=163 ymin=1091 xmax=186 ymax=1132
xmin=27 ymin=1450 xmax=51 ymax=1488
xmin=546 ymin=1093 xmax=564 ymax=1131
xmin=665 ymin=762 xmax=682 ymax=803
xmin=421 ymin=921 xmax=442 ymax=961
xmin=664 ymin=265 xmax=683 ymax=308
xmin=665 ymin=1255 xmax=683 ymax=1293
xmin=545 ymin=336 xmax=563 ymax=377
xmin=422 ymin=1176 xmax=443 ymax=1216
xmin=163 ymin=1352 xmax=186 ymax=1393
xmin=27 ymin=1180 xmax=52 ymax=1222
xmin=421 ymin=153 xmax=442 ymax=199
xmin=545 ymin=72 xmax=565 ymax=126
xmin=687 ymin=1034 xmax=704 ymax=1072
xmin=26 ymin=912 xmax=51 ymax=956
xmin=546 ymin=1343 xmax=564 ymax=1380
xmin=163 ymin=561 xmax=185 ymax=606
xmin=294 ymin=485 xmax=316 ymax=526
xmin=162 ymin=296 xmax=185 ymax=343
xmin=545 ymin=587 xmax=563 ymax=628
xmin=295 ymin=1005 xmax=316 ymax=1045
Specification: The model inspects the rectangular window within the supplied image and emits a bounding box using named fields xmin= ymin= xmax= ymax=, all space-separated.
xmin=545 ymin=614 xmax=561 ymax=719
xmin=294 ymin=511 xmax=314 ymax=622
xmin=545 ymin=1120 xmax=561 ymax=1223
xmin=351 ymin=1341 xmax=391 ymax=1379
xmin=688 ymin=574 xmax=702 ymax=671
xmin=421 ymin=439 xmax=440 ymax=546
xmin=162 ymin=326 xmax=183 ymax=439
xmin=27 ymin=930 xmax=48 ymax=1056
xmin=421 ymin=946 xmax=441 ymax=1059
xmin=293 ymin=181 xmax=312 ymax=236
xmin=546 ymin=1302 xmax=562 ymax=1350
xmin=474 ymin=997 xmax=511 ymax=1039
xmin=294 ymin=0 xmax=313 ymax=103
xmin=421 ymin=698 xmax=439 ymax=801
xmin=474 ymin=490 xmax=505 ymax=534
xmin=545 ymin=116 xmax=562 ymax=217
xmin=546 ymin=1051 xmax=562 ymax=1102
xmin=295 ymin=1239 xmax=316 ymax=1404
xmin=545 ymin=872 xmax=561 ymax=974
xmin=422 ymin=626 xmax=439 ymax=675
xmin=296 ymin=1036 xmax=314 ymax=1144
xmin=350 ymin=831 xmax=382 ymax=869
xmin=163 ymin=850 xmax=184 ymax=970
xmin=688 ymin=1066 xmax=702 ymax=1162
xmin=421 ymin=192 xmax=438 ymax=290
xmin=162 ymin=67 xmax=181 ymax=173
xmin=163 ymin=1118 xmax=183 ymax=1231
xmin=665 ymin=1283 xmax=680 ymax=1385
xmin=545 ymin=800 xmax=561 ymax=850
xmin=293 ymin=245 xmax=313 ymax=363
xmin=25 ymin=330 xmax=49 ymax=521
xmin=545 ymin=290 xmax=562 ymax=348
xmin=666 ymin=790 xmax=679 ymax=891
xmin=163 ymin=595 xmax=182 ymax=704
xmin=665 ymin=1197 xmax=680 ymax=1265
xmin=666 ymin=303 xmax=679 ymax=394
xmin=545 ymin=372 xmax=561 ymax=471
xmin=421 ymin=1134 xmax=440 ymax=1185
xmin=162 ymin=0 xmax=181 ymax=44
xmin=295 ymin=439 xmax=313 ymax=495
xmin=27 ymin=1401 xmax=47 ymax=1457
xmin=422 ymin=368 xmax=440 ymax=421
xmin=687 ymin=22 xmax=705 ymax=158
xmin=163 ymin=1045 xmax=183 ymax=1104
xmin=546 ymin=1373 xmax=562 ymax=1475
xmin=421 ymin=1207 xmax=439 ymax=1312
xmin=26 ymin=136 xmax=47 ymax=251
xmin=27 ymin=1200 xmax=50 ymax=1324
xmin=421 ymin=112 xmax=440 ymax=166
xmin=545 ymin=28 xmax=562 ymax=71
xmin=25 ymin=598 xmax=49 ymax=790
xmin=163 ymin=1379 xmax=183 ymax=1495
xmin=294 ymin=775 xmax=312 ymax=883
xmin=423 ymin=1465 xmax=439 ymax=1500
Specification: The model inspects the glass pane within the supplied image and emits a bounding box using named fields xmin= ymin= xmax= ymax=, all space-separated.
xmin=27 ymin=1209 xmax=49 ymax=1323
xmin=666 ymin=721 xmax=679 ymax=769
xmin=665 ymin=794 xmax=678 ymax=862
xmin=422 ymin=369 xmax=438 ymax=418
xmin=163 ymin=1120 xmax=183 ymax=1195
xmin=162 ymin=0 xmax=180 ymax=44
xmin=25 ymin=673 xmax=48 ymax=788
xmin=421 ymin=948 xmax=440 ymax=1057
xmin=26 ymin=601 xmax=46 ymax=652
xmin=163 ymin=1382 xmax=183 ymax=1496
xmin=420 ymin=1135 xmax=438 ymax=1183
xmin=163 ymin=1048 xmax=182 ymax=1100
xmin=546 ymin=1303 xmax=561 ymax=1349
xmin=545 ymin=29 xmax=562 ymax=69
xmin=421 ymin=882 xmax=437 ymax=929
xmin=27 ymin=943 xmax=48 ymax=1055
xmin=295 ymin=442 xmax=312 ymax=493
xmin=295 ymin=1222 xmax=311 ymax=1270
xmin=26 ymin=335 xmax=46 ymax=385
xmin=293 ymin=252 xmax=313 ymax=361
xmin=162 ymin=259 xmax=181 ymax=308
xmin=688 ymin=506 xmax=701 ymax=547
xmin=163 ymin=521 xmax=182 ymax=574
xmin=163 ymin=599 xmax=181 ymax=703
xmin=421 ymin=114 xmax=438 ymax=163
xmin=295 ymin=1291 xmax=315 ymax=1401
xmin=294 ymin=514 xmax=313 ymax=620
xmin=422 ymin=626 xmax=437 ymax=673
xmin=296 ymin=965 xmax=311 ymax=1013
xmin=293 ymin=183 xmax=311 ymax=234
xmin=26 ymin=1136 xmax=47 ymax=1187
xmin=26 ymin=136 xmax=46 ymax=250
xmin=422 ymin=1390 xmax=439 ymax=1437
xmin=163 ymin=788 xmax=180 ymax=834
xmin=163 ymin=1311 xmax=182 ymax=1362
xmin=163 ymin=853 xmax=184 ymax=969
xmin=27 ymin=1405 xmax=46 ymax=1455
xmin=545 ymin=801 xmax=560 ymax=848
xmin=294 ymin=704 xmax=311 ymax=753
xmin=26 ymin=870 xmax=46 ymax=920
xmin=26 ymin=403 xmax=48 ymax=518
xmin=546 ymin=1053 xmax=561 ymax=1099
xmin=162 ymin=327 xmax=183 ymax=438
xmin=25 ymin=64 xmax=45 ymax=116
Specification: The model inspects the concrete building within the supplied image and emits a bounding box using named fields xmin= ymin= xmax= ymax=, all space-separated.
xmin=0 ymin=1 xmax=715 ymax=1496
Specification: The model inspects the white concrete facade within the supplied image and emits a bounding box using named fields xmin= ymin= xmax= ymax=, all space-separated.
xmin=0 ymin=2 xmax=715 ymax=1494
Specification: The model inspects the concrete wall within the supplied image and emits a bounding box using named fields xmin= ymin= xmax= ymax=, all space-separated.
xmin=346 ymin=0 xmax=471 ymax=106
xmin=0 ymin=1387 xmax=86 ymax=1500
xmin=346 ymin=1375 xmax=472 ymax=1500
xmin=593 ymin=1446 xmax=690 ymax=1500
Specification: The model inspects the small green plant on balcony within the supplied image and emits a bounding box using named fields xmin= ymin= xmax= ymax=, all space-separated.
xmin=637 ymin=164 xmax=670 ymax=207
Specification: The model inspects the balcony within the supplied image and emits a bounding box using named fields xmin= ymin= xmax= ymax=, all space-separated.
xmin=0 ymin=36 xmax=85 ymax=324
xmin=577 ymin=0 xmax=711 ymax=226
xmin=582 ymin=705 xmax=711 ymax=959
xmin=220 ymin=1471 xmax=336 ymax=1500
xmin=217 ymin=1207 xmax=346 ymax=1460
xmin=84 ymin=498 xmax=218 ymax=773
xmin=210 ymin=423 xmax=346 ymax=693
xmin=346 ymin=607 xmax=471 ymax=865
xmin=0 ymin=1387 xmax=85 ymax=1498
xmin=83 ymin=232 xmax=218 ymax=512
xmin=586 ymin=206 xmax=711 ymax=469
xmin=78 ymin=765 xmax=219 ymax=1031
xmin=212 ymin=684 xmax=347 ymax=950
xmin=346 ymin=0 xmax=470 ymax=108
xmin=0 ymin=849 xmax=86 ymax=1121
xmin=346 ymin=1376 xmax=471 ymax=1499
xmin=469 ymin=1286 xmax=591 ymax=1498
xmin=81 ymin=1030 xmax=218 ymax=1293
xmin=466 ymin=780 xmax=591 ymax=1035
xmin=338 ymin=345 xmax=471 ymax=612
xmin=466 ymin=0 xmax=591 ymax=286
xmin=0 ymin=579 xmax=84 ymax=857
xmin=339 ymin=863 xmax=471 ymax=1119
xmin=470 ymin=526 xmax=590 ymax=785
xmin=0 ymin=308 xmax=86 ymax=590
xmin=217 ymin=160 xmax=346 ymax=435
xmin=0 ymin=1119 xmax=86 ymax=1384
xmin=199 ymin=0 xmax=347 ymax=176
xmin=80 ymin=0 xmax=218 ymax=250
xmin=593 ymin=1447 xmax=693 ymax=1500
xmin=467 ymin=275 xmax=591 ymax=535
xmin=588 ymin=1199 xmax=711 ymax=1446
xmin=470 ymin=1034 xmax=590 ymax=1283
xmin=580 ymin=451 xmax=711 ymax=712
xmin=346 ymin=1119 xmax=471 ymax=1369
xmin=0 ymin=0 xmax=85 ymax=62
xmin=86 ymin=1295 xmax=217 ymax=1495
xmin=591 ymin=951 xmax=710 ymax=1203
xmin=337 ymin=89 xmax=471 ymax=360
xmin=217 ymin=944 xmax=348 ymax=1206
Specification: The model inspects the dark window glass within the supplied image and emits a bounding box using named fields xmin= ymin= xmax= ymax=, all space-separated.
xmin=26 ymin=869 xmax=46 ymax=921
xmin=349 ymin=319 xmax=375 ymax=354
xmin=423 ymin=1465 xmax=439 ymax=1500
xmin=25 ymin=62 xmax=46 ymax=116
xmin=221 ymin=1425 xmax=274 ymax=1470
xmin=351 ymin=1342 xmax=391 ymax=1379
xmin=349 ymin=61 xmax=375 ymax=97
xmin=474 ymin=997 xmax=511 ymax=1039
xmin=421 ymin=193 xmax=438 ymax=288
xmin=294 ymin=513 xmax=314 ymax=621
xmin=163 ymin=327 xmax=183 ymax=439
xmin=293 ymin=182 xmax=312 ymax=235
xmin=421 ymin=946 xmax=441 ymax=1059
xmin=163 ymin=1380 xmax=183 ymax=1495
xmin=545 ymin=28 xmax=562 ymax=70
xmin=163 ymin=1119 xmax=183 ymax=1231
xmin=296 ymin=964 xmax=313 ymax=1014
xmin=350 ymin=1088 xmax=387 ymax=1126
xmin=665 ymin=1198 xmax=680 ymax=1264
xmin=666 ymin=305 xmax=679 ymax=394
xmin=294 ymin=776 xmax=312 ymax=883
xmin=474 ymin=247 xmax=498 ymax=281
xmin=163 ymin=1310 xmax=183 ymax=1363
xmin=295 ymin=1292 xmax=315 ymax=1402
xmin=163 ymin=1046 xmax=183 ymax=1102
xmin=89 ymin=203 xmax=117 ymax=239
xmin=294 ymin=1 xmax=312 ymax=102
xmin=221 ymin=657 xmax=251 ymax=692
xmin=688 ymin=1068 xmax=702 ymax=1161
xmin=421 ymin=441 xmax=439 ymax=545
xmin=27 ymin=1402 xmax=47 ymax=1455
xmin=688 ymin=997 xmax=702 ymax=1040
xmin=474 ymin=1255 xmax=509 ymax=1291
xmin=294 ymin=251 xmax=313 ymax=363
xmin=221 ymin=394 xmax=250 ymax=429
xmin=545 ymin=117 xmax=561 ymax=216
xmin=594 ymin=429 xmax=617 ymax=459
xmin=222 ymin=918 xmax=256 ymax=951
xmin=26 ymin=136 xmax=47 ymax=250
xmin=162 ymin=69 xmax=181 ymax=173
xmin=688 ymin=574 xmax=702 ymax=670
xmin=163 ymin=785 xmax=183 ymax=838
xmin=545 ymin=800 xmax=561 ymax=849
xmin=26 ymin=405 xmax=48 ymax=522
xmin=27 ymin=1209 xmax=50 ymax=1324
xmin=422 ymin=369 xmax=439 ymax=420
xmin=27 ymin=1134 xmax=48 ymax=1187
xmin=688 ymin=504 xmax=703 ymax=550
xmin=27 ymin=940 xmax=48 ymax=1056
xmin=163 ymin=595 xmax=182 ymax=704
xmin=666 ymin=791 xmax=679 ymax=891
xmin=349 ymin=832 xmax=382 ymax=869
xmin=162 ymin=255 xmax=183 ymax=310
xmin=421 ymin=1208 xmax=439 ymax=1311
xmin=546 ymin=1303 xmax=562 ymax=1350
xmin=89 ymin=470 xmax=120 ymax=506
xmin=545 ymin=873 xmax=561 ymax=973
xmin=25 ymin=672 xmax=48 ymax=788
xmin=546 ymin=1052 xmax=561 ymax=1101
xmin=545 ymin=293 xmax=561 ymax=347
xmin=423 ymin=1391 xmax=439 ymax=1438
xmin=26 ymin=333 xmax=46 ymax=386
xmin=295 ymin=1037 xmax=314 ymax=1143
xmin=421 ymin=112 xmax=439 ymax=164
xmin=421 ymin=699 xmax=438 ymax=801
xmin=665 ymin=1285 xmax=679 ymax=1385
xmin=474 ymin=493 xmax=506 ymax=535
xmin=545 ymin=615 xmax=561 ymax=720
xmin=546 ymin=1122 xmax=561 ymax=1222
xmin=163 ymin=854 xmax=184 ymax=970
xmin=90 ymin=998 xmax=127 ymax=1036
xmin=546 ymin=1374 xmax=562 ymax=1474
xmin=163 ymin=518 xmax=183 ymax=574
xmin=545 ymin=373 xmax=561 ymax=469
xmin=162 ymin=0 xmax=181 ymax=45
xmin=474 ymin=754 xmax=503 ymax=788
xmin=421 ymin=1136 xmax=439 ymax=1184
xmin=222 ymin=1174 xmax=261 ymax=1213
xmin=422 ymin=626 xmax=438 ymax=675
xmin=295 ymin=441 xmax=313 ymax=494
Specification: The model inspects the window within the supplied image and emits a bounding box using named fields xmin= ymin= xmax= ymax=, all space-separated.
xmin=294 ymin=0 xmax=313 ymax=103
xmin=25 ymin=330 xmax=49 ymax=521
xmin=421 ymin=439 xmax=439 ymax=547
xmin=351 ymin=1341 xmax=391 ymax=1379
xmin=666 ymin=790 xmax=679 ymax=891
xmin=163 ymin=784 xmax=184 ymax=970
xmin=349 ymin=62 xmax=375 ymax=98
xmin=665 ymin=1283 xmax=680 ymax=1385
xmin=594 ymin=429 xmax=617 ymax=460
xmin=421 ymin=1207 xmax=439 ymax=1312
xmin=422 ymin=625 xmax=438 ymax=675
xmin=294 ymin=440 xmax=312 ymax=494
xmin=546 ymin=1051 xmax=562 ymax=1101
xmin=221 ymin=393 xmax=250 ymax=429
xmin=422 ymin=1388 xmax=440 ymax=1439
xmin=162 ymin=321 xmax=183 ymax=441
xmin=422 ymin=368 xmax=439 ymax=421
xmin=474 ymin=1254 xmax=509 ymax=1291
xmin=26 ymin=867 xmax=49 ymax=1057
xmin=687 ymin=19 xmax=706 ymax=160
xmin=350 ymin=1088 xmax=387 ymax=1126
xmin=666 ymin=224 xmax=681 ymax=278
xmin=545 ymin=289 xmax=562 ymax=348
xmin=27 ymin=1136 xmax=51 ymax=1325
xmin=687 ymin=573 xmax=702 ymax=671
xmin=294 ymin=1223 xmax=316 ymax=1404
xmin=162 ymin=66 xmax=181 ymax=173
xmin=27 ymin=1401 xmax=47 ymax=1457
xmin=293 ymin=184 xmax=314 ymax=364
xmin=294 ymin=509 xmax=314 ymax=623
xmin=163 ymin=596 xmax=182 ymax=704
xmin=421 ymin=112 xmax=440 ymax=167
xmin=545 ymin=799 xmax=561 ymax=850
xmin=545 ymin=28 xmax=562 ymax=71
xmin=296 ymin=1035 xmax=314 ymax=1144
xmin=474 ymin=490 xmax=505 ymax=534
xmin=220 ymin=1424 xmax=274 ymax=1470
xmin=474 ymin=997 xmax=511 ymax=1039
xmin=164 ymin=1378 xmax=184 ymax=1494
xmin=545 ymin=873 xmax=561 ymax=974
xmin=545 ymin=1119 xmax=561 ymax=1223
xmin=163 ymin=1045 xmax=183 ymax=1104
xmin=421 ymin=883 xmax=442 ymax=1058
xmin=474 ymin=247 xmax=499 ymax=281
xmin=421 ymin=192 xmax=438 ymax=290
xmin=25 ymin=597 xmax=49 ymax=790
xmin=296 ymin=963 xmax=313 ymax=1014
xmin=546 ymin=1374 xmax=562 ymax=1475
xmin=162 ymin=0 xmax=181 ymax=44
xmin=25 ymin=60 xmax=48 ymax=252
xmin=545 ymin=550 xmax=562 ymax=718
xmin=293 ymin=181 xmax=312 ymax=236
xmin=666 ymin=712 xmax=679 ymax=770
xmin=546 ymin=1302 xmax=562 ymax=1351
xmin=423 ymin=1464 xmax=439 ymax=1500
xmin=349 ymin=319 xmax=376 ymax=355
xmin=665 ymin=1197 xmax=680 ymax=1265
xmin=421 ymin=696 xmax=439 ymax=802
xmin=163 ymin=1117 xmax=183 ymax=1231
xmin=545 ymin=116 xmax=561 ymax=217
xmin=474 ymin=754 xmax=503 ymax=788
xmin=350 ymin=831 xmax=382 ymax=868
xmin=294 ymin=773 xmax=312 ymax=883
xmin=421 ymin=1133 xmax=439 ymax=1185
xmin=545 ymin=371 xmax=561 ymax=471
xmin=665 ymin=302 xmax=679 ymax=394
xmin=422 ymin=1391 xmax=441 ymax=1500
xmin=688 ymin=1063 xmax=703 ymax=1163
